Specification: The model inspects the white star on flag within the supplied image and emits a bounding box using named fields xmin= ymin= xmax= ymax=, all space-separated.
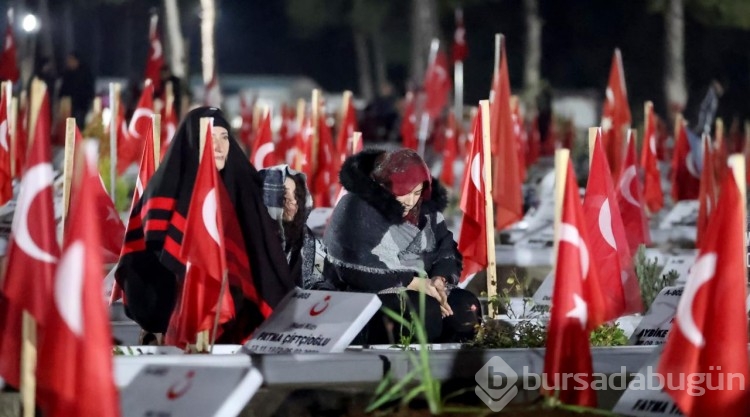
xmin=566 ymin=293 xmax=588 ymax=329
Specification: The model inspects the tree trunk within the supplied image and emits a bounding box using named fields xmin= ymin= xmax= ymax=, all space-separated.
xmin=523 ymin=0 xmax=542 ymax=100
xmin=410 ymin=0 xmax=439 ymax=85
xmin=664 ymin=0 xmax=687 ymax=123
xmin=353 ymin=29 xmax=374 ymax=102
xmin=371 ymin=31 xmax=388 ymax=93
xmin=163 ymin=0 xmax=187 ymax=79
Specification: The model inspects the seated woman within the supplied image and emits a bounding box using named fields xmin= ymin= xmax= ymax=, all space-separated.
xmin=322 ymin=149 xmax=481 ymax=343
xmin=115 ymin=107 xmax=296 ymax=343
xmin=258 ymin=164 xmax=326 ymax=289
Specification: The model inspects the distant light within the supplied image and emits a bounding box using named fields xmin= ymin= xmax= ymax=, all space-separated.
xmin=21 ymin=14 xmax=38 ymax=33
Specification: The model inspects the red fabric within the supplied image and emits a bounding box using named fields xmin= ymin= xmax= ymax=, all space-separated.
xmin=670 ymin=119 xmax=700 ymax=201
xmin=335 ymin=96 xmax=359 ymax=168
xmin=640 ymin=104 xmax=664 ymax=213
xmin=0 ymin=86 xmax=12 ymax=205
xmin=12 ymin=97 xmax=26 ymax=178
xmin=372 ymin=148 xmax=431 ymax=198
xmin=423 ymin=49 xmax=451 ymax=119
xmin=696 ymin=137 xmax=717 ymax=249
xmin=293 ymin=115 xmax=313 ymax=175
xmin=601 ymin=49 xmax=631 ymax=180
xmin=238 ymin=94 xmax=254 ymax=151
xmin=543 ymin=160 xmax=605 ymax=407
xmin=115 ymin=102 xmax=142 ymax=175
xmin=128 ymin=81 xmax=155 ymax=141
xmin=583 ymin=131 xmax=641 ymax=320
xmin=277 ymin=104 xmax=297 ymax=165
xmin=401 ymin=92 xmax=418 ymax=150
xmin=250 ymin=111 xmax=277 ymax=169
xmin=439 ymin=113 xmax=459 ymax=187
xmin=37 ymin=143 xmax=120 ymax=417
xmin=166 ymin=124 xmax=233 ymax=347
xmin=658 ymin=173 xmax=750 ymax=417
xmin=0 ymin=17 xmax=18 ymax=82
xmin=489 ymin=37 xmax=522 ymax=230
xmin=451 ymin=8 xmax=468 ymax=63
xmin=458 ymin=113 xmax=487 ymax=282
xmin=311 ymin=114 xmax=336 ymax=207
xmin=511 ymin=101 xmax=527 ymax=182
xmin=616 ymin=132 xmax=651 ymax=253
xmin=143 ymin=17 xmax=164 ymax=92
xmin=0 ymin=89 xmax=59 ymax=388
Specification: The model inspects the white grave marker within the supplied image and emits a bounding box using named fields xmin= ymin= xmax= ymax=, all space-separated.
xmin=612 ymin=347 xmax=683 ymax=417
xmin=629 ymin=286 xmax=682 ymax=346
xmin=244 ymin=288 xmax=381 ymax=354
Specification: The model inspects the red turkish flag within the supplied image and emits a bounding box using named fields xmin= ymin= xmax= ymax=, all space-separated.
xmin=401 ymin=92 xmax=418 ymax=151
xmin=12 ymin=96 xmax=26 ymax=178
xmin=640 ymin=103 xmax=664 ymax=213
xmin=670 ymin=118 xmax=700 ymax=201
xmin=0 ymin=88 xmax=59 ymax=388
xmin=451 ymin=8 xmax=468 ymax=63
xmin=310 ymin=114 xmax=335 ymax=207
xmin=457 ymin=112 xmax=487 ymax=283
xmin=0 ymin=83 xmax=12 ymax=205
xmin=511 ymin=99 xmax=527 ymax=182
xmin=250 ymin=111 xmax=277 ymax=169
xmin=128 ymin=80 xmax=155 ymax=141
xmin=37 ymin=142 xmax=120 ymax=417
xmin=423 ymin=49 xmax=451 ymax=119
xmin=0 ymin=11 xmax=18 ymax=82
xmin=238 ymin=94 xmax=254 ymax=151
xmin=543 ymin=159 xmax=605 ymax=407
xmin=584 ymin=130 xmax=641 ymax=320
xmin=601 ymin=49 xmax=631 ymax=179
xmin=143 ymin=15 xmax=164 ymax=92
xmin=696 ymin=136 xmax=717 ymax=249
xmin=336 ymin=96 xmax=358 ymax=168
xmin=115 ymin=102 xmax=141 ymax=175
xmin=658 ymin=171 xmax=750 ymax=417
xmin=489 ymin=36 xmax=522 ymax=230
xmin=69 ymin=127 xmax=124 ymax=265
xmin=293 ymin=115 xmax=313 ymax=177
xmin=439 ymin=113 xmax=459 ymax=187
xmin=166 ymin=122 xmax=234 ymax=346
xmin=616 ymin=131 xmax=651 ymax=254
xmin=277 ymin=104 xmax=297 ymax=165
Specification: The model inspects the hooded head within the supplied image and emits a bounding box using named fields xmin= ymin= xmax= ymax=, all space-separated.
xmin=371 ymin=149 xmax=432 ymax=220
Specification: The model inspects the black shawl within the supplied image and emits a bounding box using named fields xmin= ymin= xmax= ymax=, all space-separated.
xmin=115 ymin=107 xmax=295 ymax=335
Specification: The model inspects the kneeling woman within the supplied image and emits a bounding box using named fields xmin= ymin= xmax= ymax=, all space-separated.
xmin=322 ymin=149 xmax=481 ymax=343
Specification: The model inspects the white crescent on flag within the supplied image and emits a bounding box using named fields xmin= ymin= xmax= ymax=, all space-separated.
xmin=470 ymin=153 xmax=481 ymax=191
xmin=676 ymin=253 xmax=716 ymax=347
xmin=13 ymin=163 xmax=57 ymax=263
xmin=253 ymin=142 xmax=274 ymax=169
xmin=597 ymin=198 xmax=617 ymax=250
xmin=0 ymin=119 xmax=7 ymax=151
xmin=559 ymin=222 xmax=590 ymax=278
xmin=618 ymin=166 xmax=640 ymax=207
xmin=202 ymin=188 xmax=220 ymax=245
xmin=55 ymin=242 xmax=84 ymax=336
xmin=151 ymin=39 xmax=162 ymax=60
xmin=129 ymin=107 xmax=153 ymax=138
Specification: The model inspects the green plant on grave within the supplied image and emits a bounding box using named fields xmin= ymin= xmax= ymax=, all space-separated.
xmin=463 ymin=319 xmax=547 ymax=350
xmin=635 ymin=245 xmax=678 ymax=308
xmin=590 ymin=323 xmax=628 ymax=347
xmin=486 ymin=270 xmax=535 ymax=318
xmin=366 ymin=290 xmax=484 ymax=415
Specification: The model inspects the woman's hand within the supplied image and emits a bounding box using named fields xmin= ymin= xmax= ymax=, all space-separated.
xmin=407 ymin=277 xmax=442 ymax=302
xmin=430 ymin=276 xmax=453 ymax=317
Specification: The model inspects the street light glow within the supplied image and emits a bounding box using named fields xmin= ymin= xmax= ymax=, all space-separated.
xmin=21 ymin=14 xmax=38 ymax=33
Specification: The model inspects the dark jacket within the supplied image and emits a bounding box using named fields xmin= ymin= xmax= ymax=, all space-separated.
xmin=322 ymin=149 xmax=461 ymax=293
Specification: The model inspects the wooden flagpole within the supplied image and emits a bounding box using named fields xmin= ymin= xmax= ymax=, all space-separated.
xmin=729 ymin=155 xmax=746 ymax=281
xmin=109 ymin=83 xmax=120 ymax=203
xmin=417 ymin=39 xmax=440 ymax=158
xmin=588 ymin=127 xmax=598 ymax=169
xmin=152 ymin=114 xmax=161 ymax=168
xmin=479 ymin=100 xmax=497 ymax=317
xmin=351 ymin=131 xmax=361 ymax=154
xmin=296 ymin=98 xmax=306 ymax=132
xmin=552 ymin=149 xmax=570 ymax=266
xmin=20 ymin=79 xmax=46 ymax=417
xmin=61 ymin=117 xmax=77 ymax=239
xmin=340 ymin=90 xmax=352 ymax=127
xmin=194 ymin=117 xmax=211 ymax=353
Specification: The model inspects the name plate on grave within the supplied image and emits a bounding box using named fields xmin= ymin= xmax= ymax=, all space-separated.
xmin=629 ymin=286 xmax=682 ymax=346
xmin=612 ymin=347 xmax=683 ymax=417
xmin=244 ymin=288 xmax=381 ymax=354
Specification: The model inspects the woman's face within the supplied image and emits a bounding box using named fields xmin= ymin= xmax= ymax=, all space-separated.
xmin=213 ymin=126 xmax=230 ymax=170
xmin=283 ymin=176 xmax=299 ymax=222
xmin=395 ymin=183 xmax=423 ymax=217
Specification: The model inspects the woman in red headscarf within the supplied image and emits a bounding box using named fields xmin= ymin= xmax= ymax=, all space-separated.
xmin=321 ymin=149 xmax=480 ymax=343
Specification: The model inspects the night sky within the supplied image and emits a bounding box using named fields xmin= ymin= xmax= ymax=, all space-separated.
xmin=6 ymin=0 xmax=750 ymax=122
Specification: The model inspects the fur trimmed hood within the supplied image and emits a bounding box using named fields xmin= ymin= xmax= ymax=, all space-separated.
xmin=339 ymin=149 xmax=448 ymax=224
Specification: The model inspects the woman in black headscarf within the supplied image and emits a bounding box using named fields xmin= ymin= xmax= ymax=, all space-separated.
xmin=115 ymin=106 xmax=295 ymax=342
